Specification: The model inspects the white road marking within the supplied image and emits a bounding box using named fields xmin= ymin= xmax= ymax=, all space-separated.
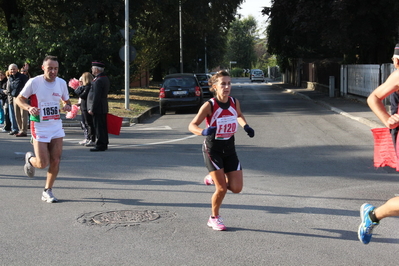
xmin=63 ymin=134 xmax=198 ymax=149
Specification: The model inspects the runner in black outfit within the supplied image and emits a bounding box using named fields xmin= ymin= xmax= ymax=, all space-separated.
xmin=189 ymin=70 xmax=254 ymax=230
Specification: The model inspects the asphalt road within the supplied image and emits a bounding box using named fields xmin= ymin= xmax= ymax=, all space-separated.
xmin=1 ymin=79 xmax=399 ymax=265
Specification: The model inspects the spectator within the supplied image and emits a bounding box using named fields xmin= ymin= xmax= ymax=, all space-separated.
xmin=5 ymin=64 xmax=28 ymax=135
xmin=0 ymin=71 xmax=9 ymax=131
xmin=2 ymin=71 xmax=10 ymax=132
xmin=87 ymin=61 xmax=110 ymax=152
xmin=20 ymin=68 xmax=31 ymax=78
xmin=74 ymin=72 xmax=95 ymax=146
xmin=9 ymin=64 xmax=29 ymax=136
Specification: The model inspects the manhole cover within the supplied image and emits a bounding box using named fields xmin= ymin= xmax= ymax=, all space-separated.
xmin=77 ymin=210 xmax=175 ymax=227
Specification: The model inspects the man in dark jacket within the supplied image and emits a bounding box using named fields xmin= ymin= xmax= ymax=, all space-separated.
xmin=87 ymin=61 xmax=110 ymax=151
xmin=5 ymin=64 xmax=29 ymax=136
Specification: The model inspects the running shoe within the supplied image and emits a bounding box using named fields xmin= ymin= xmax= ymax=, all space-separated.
xmin=204 ymin=174 xmax=214 ymax=185
xmin=24 ymin=152 xmax=35 ymax=178
xmin=207 ymin=215 xmax=227 ymax=231
xmin=42 ymin=188 xmax=58 ymax=203
xmin=358 ymin=203 xmax=379 ymax=244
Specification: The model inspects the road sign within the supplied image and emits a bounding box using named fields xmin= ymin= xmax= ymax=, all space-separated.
xmin=230 ymin=61 xmax=237 ymax=64
xmin=119 ymin=46 xmax=137 ymax=62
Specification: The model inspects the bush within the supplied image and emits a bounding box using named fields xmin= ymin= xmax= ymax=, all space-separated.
xmin=230 ymin=68 xmax=244 ymax=77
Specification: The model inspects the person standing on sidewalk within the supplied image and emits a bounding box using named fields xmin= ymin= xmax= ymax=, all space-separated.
xmin=358 ymin=43 xmax=399 ymax=244
xmin=15 ymin=55 xmax=71 ymax=203
xmin=2 ymin=71 xmax=11 ymax=132
xmin=87 ymin=61 xmax=110 ymax=152
xmin=188 ymin=70 xmax=255 ymax=231
xmin=8 ymin=63 xmax=29 ymax=136
xmin=0 ymin=71 xmax=7 ymax=126
xmin=74 ymin=72 xmax=95 ymax=146
xmin=4 ymin=64 xmax=26 ymax=135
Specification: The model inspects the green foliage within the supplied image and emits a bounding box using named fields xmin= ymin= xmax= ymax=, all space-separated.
xmin=230 ymin=67 xmax=244 ymax=77
xmin=0 ymin=0 xmax=246 ymax=89
xmin=225 ymin=16 xmax=257 ymax=69
xmin=266 ymin=0 xmax=399 ymax=66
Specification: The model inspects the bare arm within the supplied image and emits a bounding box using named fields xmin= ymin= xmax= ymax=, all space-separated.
xmin=15 ymin=95 xmax=71 ymax=115
xmin=188 ymin=101 xmax=212 ymax=135
xmin=367 ymin=70 xmax=399 ymax=128
xmin=15 ymin=95 xmax=39 ymax=116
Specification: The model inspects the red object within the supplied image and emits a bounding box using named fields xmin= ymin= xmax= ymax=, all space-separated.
xmin=195 ymin=86 xmax=201 ymax=96
xmin=371 ymin=128 xmax=398 ymax=170
xmin=159 ymin=87 xmax=165 ymax=98
xmin=68 ymin=78 xmax=80 ymax=90
xmin=65 ymin=104 xmax=79 ymax=119
xmin=107 ymin=113 xmax=123 ymax=135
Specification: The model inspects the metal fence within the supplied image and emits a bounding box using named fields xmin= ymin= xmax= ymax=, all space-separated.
xmin=341 ymin=64 xmax=395 ymax=97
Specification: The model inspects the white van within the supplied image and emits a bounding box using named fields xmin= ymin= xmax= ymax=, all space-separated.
xmin=250 ymin=69 xmax=265 ymax=82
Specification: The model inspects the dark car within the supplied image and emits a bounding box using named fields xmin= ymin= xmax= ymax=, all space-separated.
xmin=195 ymin=73 xmax=212 ymax=98
xmin=159 ymin=73 xmax=203 ymax=115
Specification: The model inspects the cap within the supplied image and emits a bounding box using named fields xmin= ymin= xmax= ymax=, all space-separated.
xmin=393 ymin=43 xmax=399 ymax=58
xmin=92 ymin=61 xmax=105 ymax=68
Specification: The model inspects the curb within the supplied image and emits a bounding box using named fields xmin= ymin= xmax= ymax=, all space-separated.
xmin=282 ymin=87 xmax=383 ymax=129
xmin=62 ymin=106 xmax=159 ymax=128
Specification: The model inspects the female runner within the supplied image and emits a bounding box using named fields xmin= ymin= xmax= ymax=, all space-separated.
xmin=188 ymin=70 xmax=255 ymax=230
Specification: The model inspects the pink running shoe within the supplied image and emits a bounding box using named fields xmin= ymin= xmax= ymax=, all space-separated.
xmin=207 ymin=215 xmax=227 ymax=231
xmin=204 ymin=174 xmax=214 ymax=185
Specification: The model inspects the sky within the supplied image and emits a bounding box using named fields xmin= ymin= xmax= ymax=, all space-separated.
xmin=237 ymin=0 xmax=271 ymax=35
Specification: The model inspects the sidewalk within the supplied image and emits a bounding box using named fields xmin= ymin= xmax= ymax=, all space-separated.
xmin=269 ymin=82 xmax=385 ymax=129
xmin=61 ymin=107 xmax=157 ymax=128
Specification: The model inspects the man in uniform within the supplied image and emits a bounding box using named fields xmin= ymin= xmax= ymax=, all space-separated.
xmin=87 ymin=61 xmax=110 ymax=152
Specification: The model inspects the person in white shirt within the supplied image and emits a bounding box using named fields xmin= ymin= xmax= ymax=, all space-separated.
xmin=15 ymin=55 xmax=72 ymax=203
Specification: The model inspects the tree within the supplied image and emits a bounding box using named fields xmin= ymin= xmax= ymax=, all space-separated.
xmin=265 ymin=0 xmax=399 ymax=68
xmin=0 ymin=0 xmax=245 ymax=91
xmin=225 ymin=16 xmax=257 ymax=70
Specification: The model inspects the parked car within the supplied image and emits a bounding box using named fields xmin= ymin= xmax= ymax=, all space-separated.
xmin=159 ymin=73 xmax=203 ymax=115
xmin=195 ymin=73 xmax=212 ymax=98
xmin=250 ymin=69 xmax=265 ymax=82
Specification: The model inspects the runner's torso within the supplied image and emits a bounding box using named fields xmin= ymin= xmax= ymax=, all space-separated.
xmin=20 ymin=75 xmax=69 ymax=124
xmin=204 ymin=97 xmax=238 ymax=150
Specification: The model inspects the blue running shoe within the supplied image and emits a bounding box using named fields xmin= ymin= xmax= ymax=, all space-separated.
xmin=358 ymin=203 xmax=379 ymax=244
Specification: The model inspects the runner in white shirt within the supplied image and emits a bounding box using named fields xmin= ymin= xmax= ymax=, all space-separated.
xmin=15 ymin=55 xmax=71 ymax=203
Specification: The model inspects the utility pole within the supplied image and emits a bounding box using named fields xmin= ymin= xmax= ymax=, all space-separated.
xmin=179 ymin=0 xmax=183 ymax=73
xmin=204 ymin=36 xmax=207 ymax=73
xmin=124 ymin=0 xmax=130 ymax=109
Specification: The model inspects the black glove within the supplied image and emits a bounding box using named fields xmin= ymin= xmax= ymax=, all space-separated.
xmin=244 ymin=124 xmax=255 ymax=138
xmin=201 ymin=126 xmax=217 ymax=136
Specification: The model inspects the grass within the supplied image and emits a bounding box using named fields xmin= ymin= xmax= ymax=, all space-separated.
xmin=70 ymin=85 xmax=159 ymax=119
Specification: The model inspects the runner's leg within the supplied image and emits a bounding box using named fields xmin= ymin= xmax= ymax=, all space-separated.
xmin=210 ymin=169 xmax=228 ymax=217
xmin=225 ymin=170 xmax=243 ymax=193
xmin=45 ymin=137 xmax=63 ymax=189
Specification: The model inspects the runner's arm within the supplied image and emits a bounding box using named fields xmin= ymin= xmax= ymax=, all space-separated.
xmin=15 ymin=95 xmax=39 ymax=116
xmin=368 ymin=70 xmax=399 ymax=129
xmin=189 ymin=101 xmax=212 ymax=136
